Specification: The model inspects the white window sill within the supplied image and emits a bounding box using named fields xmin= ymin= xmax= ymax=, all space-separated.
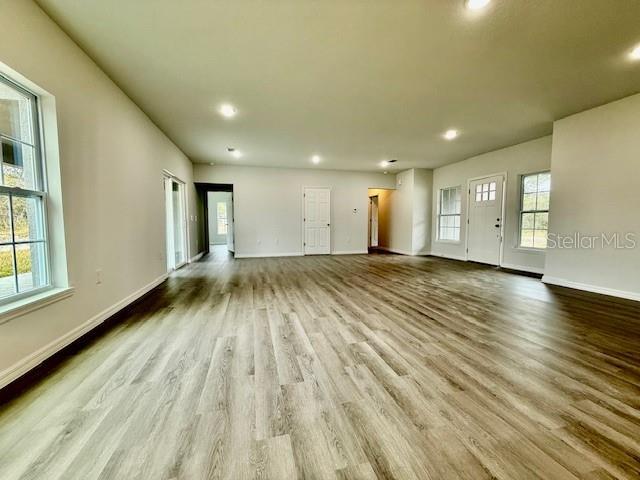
xmin=435 ymin=239 xmax=462 ymax=245
xmin=0 ymin=287 xmax=74 ymax=325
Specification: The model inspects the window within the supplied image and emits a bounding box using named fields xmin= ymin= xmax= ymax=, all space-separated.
xmin=475 ymin=181 xmax=497 ymax=202
xmin=438 ymin=186 xmax=461 ymax=241
xmin=216 ymin=202 xmax=228 ymax=235
xmin=520 ymin=171 xmax=550 ymax=249
xmin=0 ymin=75 xmax=49 ymax=302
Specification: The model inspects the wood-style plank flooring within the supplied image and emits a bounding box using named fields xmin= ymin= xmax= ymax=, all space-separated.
xmin=1 ymin=247 xmax=639 ymax=479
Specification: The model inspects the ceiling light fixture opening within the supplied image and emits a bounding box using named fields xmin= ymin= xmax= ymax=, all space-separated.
xmin=219 ymin=103 xmax=238 ymax=118
xmin=466 ymin=0 xmax=491 ymax=10
xmin=227 ymin=147 xmax=242 ymax=158
xmin=311 ymin=155 xmax=321 ymax=164
xmin=630 ymin=44 xmax=640 ymax=61
xmin=443 ymin=129 xmax=459 ymax=140
xmin=380 ymin=160 xmax=389 ymax=168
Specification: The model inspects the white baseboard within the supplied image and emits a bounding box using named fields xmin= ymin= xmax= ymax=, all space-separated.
xmin=189 ymin=252 xmax=204 ymax=263
xmin=500 ymin=262 xmax=545 ymax=275
xmin=0 ymin=273 xmax=168 ymax=390
xmin=429 ymin=252 xmax=468 ymax=262
xmin=376 ymin=247 xmax=414 ymax=256
xmin=542 ymin=275 xmax=640 ymax=302
xmin=333 ymin=250 xmax=368 ymax=255
xmin=235 ymin=252 xmax=304 ymax=259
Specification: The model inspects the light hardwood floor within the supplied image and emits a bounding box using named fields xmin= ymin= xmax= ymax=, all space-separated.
xmin=0 ymin=248 xmax=639 ymax=479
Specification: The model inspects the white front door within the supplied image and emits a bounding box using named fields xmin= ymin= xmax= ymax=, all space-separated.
xmin=369 ymin=196 xmax=379 ymax=247
xmin=304 ymin=187 xmax=331 ymax=255
xmin=467 ymin=175 xmax=504 ymax=266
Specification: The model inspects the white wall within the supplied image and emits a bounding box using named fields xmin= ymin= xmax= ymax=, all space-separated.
xmin=412 ymin=168 xmax=433 ymax=255
xmin=544 ymin=93 xmax=640 ymax=300
xmin=207 ymin=191 xmax=232 ymax=245
xmin=194 ymin=164 xmax=394 ymax=257
xmin=0 ymin=0 xmax=199 ymax=387
xmin=431 ymin=136 xmax=552 ymax=272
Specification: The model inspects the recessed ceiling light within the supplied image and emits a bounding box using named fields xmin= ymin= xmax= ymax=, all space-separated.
xmin=383 ymin=171 xmax=388 ymax=175
xmin=219 ymin=103 xmax=237 ymax=118
xmin=443 ymin=129 xmax=459 ymax=140
xmin=380 ymin=160 xmax=389 ymax=168
xmin=227 ymin=147 xmax=242 ymax=158
xmin=311 ymin=155 xmax=321 ymax=164
xmin=466 ymin=0 xmax=491 ymax=10
xmin=209 ymin=162 xmax=214 ymax=166
xmin=630 ymin=44 xmax=640 ymax=61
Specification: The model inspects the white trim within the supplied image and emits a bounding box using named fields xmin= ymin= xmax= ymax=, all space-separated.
xmin=0 ymin=287 xmax=74 ymax=326
xmin=0 ymin=274 xmax=168 ymax=390
xmin=429 ymin=252 xmax=468 ymax=262
xmin=376 ymin=247 xmax=430 ymax=256
xmin=189 ymin=252 xmax=204 ymax=263
xmin=333 ymin=250 xmax=368 ymax=255
xmin=235 ymin=252 xmax=303 ymax=259
xmin=500 ymin=262 xmax=545 ymax=275
xmin=541 ymin=276 xmax=640 ymax=302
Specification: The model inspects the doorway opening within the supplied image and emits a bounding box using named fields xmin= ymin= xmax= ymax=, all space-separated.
xmin=164 ymin=173 xmax=188 ymax=272
xmin=367 ymin=188 xmax=392 ymax=253
xmin=196 ymin=183 xmax=235 ymax=257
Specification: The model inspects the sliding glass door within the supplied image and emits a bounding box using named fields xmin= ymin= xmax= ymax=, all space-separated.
xmin=164 ymin=174 xmax=187 ymax=271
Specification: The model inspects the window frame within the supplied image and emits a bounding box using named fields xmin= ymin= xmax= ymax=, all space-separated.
xmin=437 ymin=185 xmax=462 ymax=243
xmin=0 ymin=73 xmax=52 ymax=305
xmin=518 ymin=170 xmax=550 ymax=250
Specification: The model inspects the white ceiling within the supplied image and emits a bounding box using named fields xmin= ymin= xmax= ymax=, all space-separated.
xmin=36 ymin=0 xmax=640 ymax=172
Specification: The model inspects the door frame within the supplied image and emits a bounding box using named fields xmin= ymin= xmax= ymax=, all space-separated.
xmin=163 ymin=169 xmax=190 ymax=271
xmin=195 ymin=182 xmax=234 ymax=256
xmin=369 ymin=195 xmax=379 ymax=248
xmin=302 ymin=186 xmax=332 ymax=255
xmin=464 ymin=171 xmax=507 ymax=267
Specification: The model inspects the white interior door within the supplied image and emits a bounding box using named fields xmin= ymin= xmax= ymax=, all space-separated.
xmin=304 ymin=187 xmax=331 ymax=255
xmin=226 ymin=193 xmax=234 ymax=253
xmin=164 ymin=176 xmax=175 ymax=271
xmin=467 ymin=175 xmax=504 ymax=265
xmin=370 ymin=196 xmax=379 ymax=247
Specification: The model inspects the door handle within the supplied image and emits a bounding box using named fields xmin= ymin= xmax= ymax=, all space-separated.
xmin=327 ymin=223 xmax=330 ymax=226
xmin=495 ymin=224 xmax=500 ymax=228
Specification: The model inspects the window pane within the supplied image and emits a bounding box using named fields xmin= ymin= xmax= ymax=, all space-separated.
xmin=1 ymin=140 xmax=38 ymax=190
xmin=482 ymin=191 xmax=489 ymax=201
xmin=523 ymin=175 xmax=538 ymax=193
xmin=521 ymin=229 xmax=534 ymax=248
xmin=0 ymin=194 xmax=11 ymax=243
xmin=476 ymin=185 xmax=482 ymax=194
xmin=0 ymin=245 xmax=16 ymax=298
xmin=16 ymin=242 xmax=47 ymax=293
xmin=537 ymin=191 xmax=550 ymax=210
xmin=538 ymin=173 xmax=551 ymax=192
xmin=534 ymin=212 xmax=549 ymax=231
xmin=489 ymin=191 xmax=496 ymax=201
xmin=482 ymin=183 xmax=489 ymax=192
xmin=522 ymin=213 xmax=535 ymax=230
xmin=489 ymin=182 xmax=496 ymax=192
xmin=0 ymin=81 xmax=34 ymax=145
xmin=12 ymin=195 xmax=45 ymax=242
xmin=522 ymin=193 xmax=537 ymax=210
xmin=534 ymin=230 xmax=548 ymax=249
xmin=475 ymin=192 xmax=482 ymax=202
